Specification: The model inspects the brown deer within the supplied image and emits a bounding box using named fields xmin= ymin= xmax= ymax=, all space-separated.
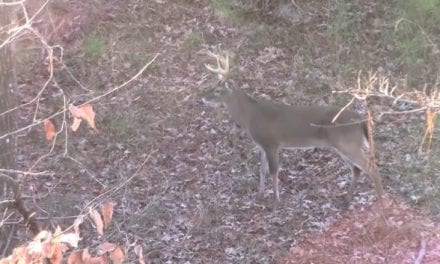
xmin=202 ymin=51 xmax=384 ymax=204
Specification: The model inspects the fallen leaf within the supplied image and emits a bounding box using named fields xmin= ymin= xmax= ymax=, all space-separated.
xmin=82 ymin=249 xmax=107 ymax=264
xmin=43 ymin=120 xmax=56 ymax=141
xmin=11 ymin=245 xmax=28 ymax=263
xmin=82 ymin=248 xmax=91 ymax=262
xmin=101 ymin=202 xmax=114 ymax=229
xmin=89 ymin=209 xmax=104 ymax=235
xmin=71 ymin=117 xmax=82 ymax=131
xmin=85 ymin=256 xmax=107 ymax=264
xmin=109 ymin=247 xmax=124 ymax=264
xmin=41 ymin=240 xmax=55 ymax=258
xmin=67 ymin=251 xmax=83 ymax=264
xmin=98 ymin=242 xmax=117 ymax=254
xmin=58 ymin=233 xmax=81 ymax=248
xmin=69 ymin=104 xmax=97 ymax=132
xmin=133 ymin=245 xmax=145 ymax=264
xmin=50 ymin=244 xmax=63 ymax=264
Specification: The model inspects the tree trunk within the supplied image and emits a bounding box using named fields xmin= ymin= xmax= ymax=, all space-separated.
xmin=0 ymin=4 xmax=18 ymax=256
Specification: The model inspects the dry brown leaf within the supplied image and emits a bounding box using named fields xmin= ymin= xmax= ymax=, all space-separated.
xmin=89 ymin=209 xmax=104 ymax=235
xmin=68 ymin=251 xmax=84 ymax=264
xmin=69 ymin=104 xmax=97 ymax=132
xmin=82 ymin=248 xmax=108 ymax=264
xmin=54 ymin=226 xmax=62 ymax=236
xmin=82 ymin=249 xmax=107 ymax=264
xmin=11 ymin=245 xmax=28 ymax=263
xmin=28 ymin=240 xmax=44 ymax=255
xmin=133 ymin=245 xmax=145 ymax=264
xmin=50 ymin=244 xmax=63 ymax=264
xmin=43 ymin=120 xmax=56 ymax=141
xmin=82 ymin=248 xmax=91 ymax=262
xmin=59 ymin=243 xmax=70 ymax=252
xmin=58 ymin=233 xmax=81 ymax=248
xmin=87 ymin=256 xmax=108 ymax=264
xmin=98 ymin=242 xmax=117 ymax=254
xmin=80 ymin=104 xmax=96 ymax=130
xmin=109 ymin=247 xmax=124 ymax=264
xmin=71 ymin=117 xmax=82 ymax=132
xmin=41 ymin=240 xmax=54 ymax=258
xmin=101 ymin=202 xmax=114 ymax=229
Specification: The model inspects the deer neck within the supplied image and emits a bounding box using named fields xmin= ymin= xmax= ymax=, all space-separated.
xmin=224 ymin=88 xmax=255 ymax=129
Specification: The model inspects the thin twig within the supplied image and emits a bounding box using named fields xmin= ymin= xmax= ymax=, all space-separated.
xmin=414 ymin=238 xmax=427 ymax=264
xmin=0 ymin=54 xmax=159 ymax=141
xmin=0 ymin=169 xmax=52 ymax=176
xmin=58 ymin=149 xmax=158 ymax=235
xmin=331 ymin=96 xmax=355 ymax=123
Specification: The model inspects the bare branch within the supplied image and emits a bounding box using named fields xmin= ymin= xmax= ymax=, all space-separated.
xmin=0 ymin=53 xmax=159 ymax=141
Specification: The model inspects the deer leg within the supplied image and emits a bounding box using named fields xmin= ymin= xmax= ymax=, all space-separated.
xmin=259 ymin=148 xmax=269 ymax=195
xmin=335 ymin=144 xmax=384 ymax=200
xmin=346 ymin=166 xmax=361 ymax=202
xmin=264 ymin=147 xmax=280 ymax=202
xmin=349 ymin=154 xmax=383 ymax=198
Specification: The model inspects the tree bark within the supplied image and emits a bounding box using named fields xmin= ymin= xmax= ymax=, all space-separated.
xmin=0 ymin=4 xmax=18 ymax=256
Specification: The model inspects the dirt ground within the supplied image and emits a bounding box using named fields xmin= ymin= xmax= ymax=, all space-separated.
xmin=3 ymin=0 xmax=440 ymax=263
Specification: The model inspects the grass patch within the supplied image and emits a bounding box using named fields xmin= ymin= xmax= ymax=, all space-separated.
xmin=83 ymin=33 xmax=104 ymax=58
xmin=394 ymin=0 xmax=440 ymax=85
xmin=248 ymin=24 xmax=274 ymax=49
xmin=107 ymin=115 xmax=132 ymax=138
xmin=184 ymin=32 xmax=204 ymax=49
xmin=210 ymin=0 xmax=248 ymax=25
xmin=332 ymin=94 xmax=352 ymax=108
xmin=331 ymin=0 xmax=354 ymax=41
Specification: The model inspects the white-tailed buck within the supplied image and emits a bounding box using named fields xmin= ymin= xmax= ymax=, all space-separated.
xmin=202 ymin=51 xmax=384 ymax=204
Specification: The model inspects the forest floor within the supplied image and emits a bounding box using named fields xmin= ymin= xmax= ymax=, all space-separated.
xmin=5 ymin=0 xmax=440 ymax=263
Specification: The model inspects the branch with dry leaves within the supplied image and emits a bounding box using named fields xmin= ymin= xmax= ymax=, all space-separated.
xmin=0 ymin=201 xmax=135 ymax=264
xmin=334 ymin=70 xmax=439 ymax=153
xmin=0 ymin=174 xmax=40 ymax=236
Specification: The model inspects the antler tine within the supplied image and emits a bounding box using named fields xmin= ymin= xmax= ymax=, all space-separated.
xmin=205 ymin=50 xmax=229 ymax=77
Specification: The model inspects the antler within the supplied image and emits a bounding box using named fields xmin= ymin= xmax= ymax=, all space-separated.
xmin=204 ymin=50 xmax=229 ymax=79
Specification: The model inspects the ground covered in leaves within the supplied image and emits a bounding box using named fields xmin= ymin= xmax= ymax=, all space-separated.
xmin=4 ymin=0 xmax=440 ymax=263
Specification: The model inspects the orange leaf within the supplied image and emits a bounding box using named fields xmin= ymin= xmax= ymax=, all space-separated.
xmin=82 ymin=250 xmax=107 ymax=264
xmin=101 ymin=202 xmax=114 ymax=229
xmin=69 ymin=104 xmax=97 ymax=132
xmin=89 ymin=209 xmax=104 ymax=235
xmin=41 ymin=240 xmax=54 ymax=258
xmin=59 ymin=243 xmax=70 ymax=252
xmin=82 ymin=248 xmax=91 ymax=261
xmin=109 ymin=247 xmax=124 ymax=264
xmin=133 ymin=245 xmax=145 ymax=264
xmin=85 ymin=256 xmax=107 ymax=264
xmin=43 ymin=120 xmax=56 ymax=141
xmin=98 ymin=242 xmax=117 ymax=254
xmin=11 ymin=245 xmax=28 ymax=263
xmin=71 ymin=117 xmax=82 ymax=132
xmin=68 ymin=251 xmax=84 ymax=264
xmin=50 ymin=244 xmax=63 ymax=264
xmin=54 ymin=226 xmax=63 ymax=236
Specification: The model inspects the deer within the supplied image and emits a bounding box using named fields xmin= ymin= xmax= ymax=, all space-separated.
xmin=202 ymin=50 xmax=384 ymax=204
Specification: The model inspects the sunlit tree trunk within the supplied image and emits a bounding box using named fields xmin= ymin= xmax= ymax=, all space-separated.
xmin=0 ymin=5 xmax=18 ymax=256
